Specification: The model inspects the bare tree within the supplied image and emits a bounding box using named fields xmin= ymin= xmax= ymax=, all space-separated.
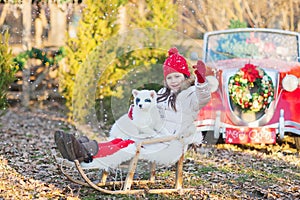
xmin=179 ymin=0 xmax=300 ymax=38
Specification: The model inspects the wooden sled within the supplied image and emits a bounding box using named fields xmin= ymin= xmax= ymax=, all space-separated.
xmin=55 ymin=135 xmax=196 ymax=195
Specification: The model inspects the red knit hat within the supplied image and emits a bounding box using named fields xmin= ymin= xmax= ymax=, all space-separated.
xmin=163 ymin=47 xmax=190 ymax=79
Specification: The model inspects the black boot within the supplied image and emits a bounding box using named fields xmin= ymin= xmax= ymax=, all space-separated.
xmin=82 ymin=140 xmax=99 ymax=162
xmin=62 ymin=132 xmax=87 ymax=162
xmin=54 ymin=131 xmax=98 ymax=163
xmin=78 ymin=135 xmax=89 ymax=143
xmin=54 ymin=130 xmax=70 ymax=160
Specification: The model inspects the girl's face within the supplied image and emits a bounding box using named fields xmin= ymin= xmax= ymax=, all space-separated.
xmin=165 ymin=72 xmax=185 ymax=92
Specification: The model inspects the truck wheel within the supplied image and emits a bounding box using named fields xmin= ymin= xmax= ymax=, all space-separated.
xmin=203 ymin=131 xmax=224 ymax=145
xmin=294 ymin=136 xmax=300 ymax=151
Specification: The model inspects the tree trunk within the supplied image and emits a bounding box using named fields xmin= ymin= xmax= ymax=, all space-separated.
xmin=118 ymin=6 xmax=127 ymax=33
xmin=48 ymin=2 xmax=67 ymax=46
xmin=0 ymin=3 xmax=9 ymax=26
xmin=21 ymin=0 xmax=32 ymax=108
xmin=22 ymin=0 xmax=32 ymax=50
xmin=22 ymin=59 xmax=31 ymax=108
xmin=34 ymin=3 xmax=48 ymax=48
xmin=34 ymin=18 xmax=43 ymax=48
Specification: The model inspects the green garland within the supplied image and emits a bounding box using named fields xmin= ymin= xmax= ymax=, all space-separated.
xmin=13 ymin=47 xmax=66 ymax=69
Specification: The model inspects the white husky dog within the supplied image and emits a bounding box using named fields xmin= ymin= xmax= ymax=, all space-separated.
xmin=81 ymin=89 xmax=173 ymax=170
xmin=109 ymin=89 xmax=168 ymax=140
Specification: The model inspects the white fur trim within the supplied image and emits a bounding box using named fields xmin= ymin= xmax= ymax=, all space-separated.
xmin=80 ymin=143 xmax=136 ymax=170
xmin=140 ymin=140 xmax=184 ymax=166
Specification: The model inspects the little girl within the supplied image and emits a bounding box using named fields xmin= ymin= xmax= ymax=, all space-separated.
xmin=55 ymin=47 xmax=211 ymax=168
xmin=129 ymin=47 xmax=211 ymax=165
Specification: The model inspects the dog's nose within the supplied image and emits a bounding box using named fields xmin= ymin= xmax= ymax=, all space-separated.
xmin=138 ymin=104 xmax=143 ymax=108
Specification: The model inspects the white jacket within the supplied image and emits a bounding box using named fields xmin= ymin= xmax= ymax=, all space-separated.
xmin=140 ymin=80 xmax=211 ymax=165
xmin=157 ymin=80 xmax=211 ymax=137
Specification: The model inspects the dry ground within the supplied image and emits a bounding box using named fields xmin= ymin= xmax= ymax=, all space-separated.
xmin=0 ymin=104 xmax=299 ymax=199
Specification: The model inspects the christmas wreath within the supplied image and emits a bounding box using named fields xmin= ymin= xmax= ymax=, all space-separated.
xmin=228 ymin=63 xmax=274 ymax=113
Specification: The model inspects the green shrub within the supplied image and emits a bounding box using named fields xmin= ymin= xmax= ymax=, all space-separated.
xmin=59 ymin=0 xmax=123 ymax=120
xmin=0 ymin=31 xmax=17 ymax=114
xmin=59 ymin=1 xmax=181 ymax=132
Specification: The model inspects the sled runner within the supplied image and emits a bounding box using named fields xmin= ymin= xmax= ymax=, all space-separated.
xmin=54 ymin=133 xmax=196 ymax=195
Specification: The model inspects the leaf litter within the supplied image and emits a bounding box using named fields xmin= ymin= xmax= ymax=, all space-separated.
xmin=0 ymin=104 xmax=299 ymax=199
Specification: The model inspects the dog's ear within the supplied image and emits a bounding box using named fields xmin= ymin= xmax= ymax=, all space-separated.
xmin=132 ymin=89 xmax=139 ymax=97
xmin=150 ymin=90 xmax=157 ymax=99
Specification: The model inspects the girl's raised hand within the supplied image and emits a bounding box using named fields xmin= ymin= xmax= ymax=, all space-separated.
xmin=192 ymin=60 xmax=206 ymax=83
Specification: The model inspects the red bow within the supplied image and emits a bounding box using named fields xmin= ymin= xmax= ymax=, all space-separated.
xmin=241 ymin=63 xmax=262 ymax=82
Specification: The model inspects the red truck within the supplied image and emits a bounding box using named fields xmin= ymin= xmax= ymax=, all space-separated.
xmin=197 ymin=28 xmax=300 ymax=150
